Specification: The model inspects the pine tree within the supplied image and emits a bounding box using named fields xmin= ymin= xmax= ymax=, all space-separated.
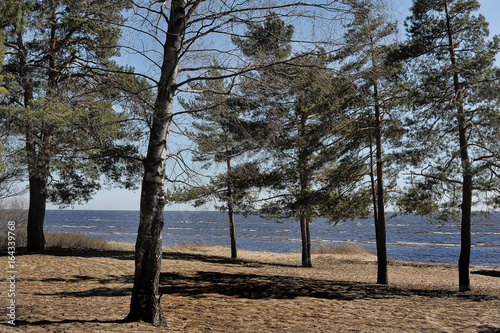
xmin=1 ymin=0 xmax=146 ymax=251
xmin=398 ymin=0 xmax=500 ymax=291
xmin=235 ymin=15 xmax=371 ymax=267
xmin=337 ymin=0 xmax=404 ymax=284
xmin=168 ymin=68 xmax=263 ymax=259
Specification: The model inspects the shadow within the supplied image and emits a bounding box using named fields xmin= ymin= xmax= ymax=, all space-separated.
xmin=472 ymin=270 xmax=500 ymax=278
xmin=36 ymin=287 xmax=132 ymax=297
xmin=6 ymin=318 xmax=128 ymax=327
xmin=26 ymin=273 xmax=133 ymax=284
xmin=7 ymin=246 xmax=499 ymax=303
xmin=0 ymin=247 xmax=135 ymax=261
xmin=478 ymin=326 xmax=500 ymax=333
xmin=32 ymin=273 xmax=134 ymax=297
xmin=159 ymin=271 xmax=499 ymax=302
xmin=162 ymin=251 xmax=298 ymax=268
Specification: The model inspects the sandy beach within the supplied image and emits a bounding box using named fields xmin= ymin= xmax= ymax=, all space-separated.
xmin=1 ymin=244 xmax=499 ymax=332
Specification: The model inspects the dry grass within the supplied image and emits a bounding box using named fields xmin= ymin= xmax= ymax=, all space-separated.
xmin=45 ymin=232 xmax=111 ymax=250
xmin=311 ymin=243 xmax=373 ymax=255
xmin=0 ymin=226 xmax=113 ymax=251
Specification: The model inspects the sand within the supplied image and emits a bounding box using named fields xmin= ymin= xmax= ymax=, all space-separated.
xmin=1 ymin=244 xmax=499 ymax=332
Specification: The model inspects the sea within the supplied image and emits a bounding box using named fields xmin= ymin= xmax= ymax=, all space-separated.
xmin=45 ymin=210 xmax=500 ymax=267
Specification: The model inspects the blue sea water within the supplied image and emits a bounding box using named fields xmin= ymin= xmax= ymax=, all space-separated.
xmin=44 ymin=210 xmax=500 ymax=266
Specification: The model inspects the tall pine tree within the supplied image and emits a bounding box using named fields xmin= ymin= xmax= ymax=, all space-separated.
xmin=168 ymin=68 xmax=263 ymax=259
xmin=1 ymin=0 xmax=146 ymax=251
xmin=235 ymin=14 xmax=371 ymax=267
xmin=337 ymin=0 xmax=404 ymax=284
xmin=398 ymin=0 xmax=500 ymax=291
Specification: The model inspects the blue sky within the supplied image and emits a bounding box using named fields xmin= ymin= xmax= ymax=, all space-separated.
xmin=47 ymin=0 xmax=500 ymax=211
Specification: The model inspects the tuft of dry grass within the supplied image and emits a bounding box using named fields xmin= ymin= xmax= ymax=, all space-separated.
xmin=311 ymin=243 xmax=374 ymax=255
xmin=45 ymin=232 xmax=111 ymax=250
xmin=0 ymin=225 xmax=113 ymax=251
xmin=163 ymin=243 xmax=213 ymax=253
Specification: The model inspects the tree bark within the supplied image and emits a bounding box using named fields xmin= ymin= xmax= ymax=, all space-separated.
xmin=300 ymin=211 xmax=312 ymax=267
xmin=445 ymin=0 xmax=471 ymax=291
xmin=226 ymin=158 xmax=237 ymax=259
xmin=374 ymin=80 xmax=388 ymax=285
xmin=298 ymin=109 xmax=312 ymax=268
xmin=228 ymin=205 xmax=237 ymax=259
xmin=26 ymin=128 xmax=51 ymax=252
xmin=26 ymin=171 xmax=48 ymax=252
xmin=125 ymin=0 xmax=187 ymax=325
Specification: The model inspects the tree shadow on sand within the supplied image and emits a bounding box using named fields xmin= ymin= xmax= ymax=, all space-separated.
xmin=159 ymin=271 xmax=498 ymax=302
xmin=4 ymin=318 xmax=127 ymax=328
xmin=162 ymin=251 xmax=298 ymax=268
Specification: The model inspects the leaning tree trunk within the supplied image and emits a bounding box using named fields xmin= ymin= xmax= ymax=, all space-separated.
xmin=125 ymin=0 xmax=187 ymax=326
xmin=445 ymin=0 xmax=471 ymax=292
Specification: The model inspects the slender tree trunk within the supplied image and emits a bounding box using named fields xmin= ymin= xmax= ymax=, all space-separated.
xmin=126 ymin=0 xmax=187 ymax=325
xmin=298 ymin=110 xmax=312 ymax=268
xmin=369 ymin=135 xmax=378 ymax=230
xmin=374 ymin=80 xmax=387 ymax=285
xmin=445 ymin=0 xmax=471 ymax=291
xmin=228 ymin=205 xmax=237 ymax=259
xmin=226 ymin=157 xmax=237 ymax=259
xmin=300 ymin=211 xmax=312 ymax=268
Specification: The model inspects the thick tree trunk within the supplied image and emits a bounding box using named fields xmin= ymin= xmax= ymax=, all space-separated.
xmin=26 ymin=118 xmax=50 ymax=252
xmin=19 ymin=30 xmax=49 ymax=252
xmin=445 ymin=0 xmax=471 ymax=292
xmin=27 ymin=174 xmax=48 ymax=252
xmin=126 ymin=0 xmax=187 ymax=325
xmin=126 ymin=178 xmax=168 ymax=326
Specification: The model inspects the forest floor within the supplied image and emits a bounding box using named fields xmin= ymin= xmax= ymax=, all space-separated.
xmin=1 ymin=243 xmax=499 ymax=332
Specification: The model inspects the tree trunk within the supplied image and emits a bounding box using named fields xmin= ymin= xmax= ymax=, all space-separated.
xmin=300 ymin=211 xmax=312 ymax=268
xmin=228 ymin=207 xmax=237 ymax=259
xmin=21 ymin=29 xmax=49 ymax=252
xmin=374 ymin=80 xmax=388 ymax=285
xmin=225 ymin=154 xmax=237 ymax=259
xmin=458 ymin=157 xmax=472 ymax=291
xmin=445 ymin=0 xmax=471 ymax=291
xmin=369 ymin=136 xmax=378 ymax=225
xmin=125 ymin=0 xmax=187 ymax=325
xmin=26 ymin=124 xmax=51 ymax=252
xmin=26 ymin=173 xmax=48 ymax=252
xmin=298 ymin=109 xmax=312 ymax=268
